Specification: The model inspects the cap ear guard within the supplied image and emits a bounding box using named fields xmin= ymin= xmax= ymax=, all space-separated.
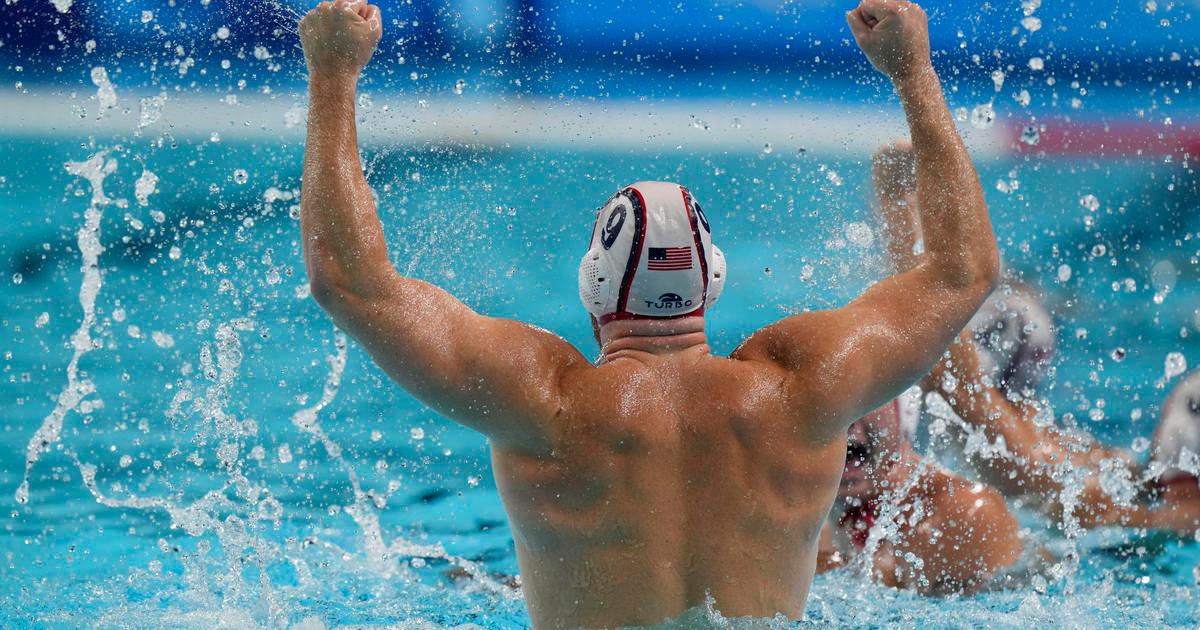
xmin=706 ymin=245 xmax=726 ymax=308
xmin=579 ymin=247 xmax=617 ymax=318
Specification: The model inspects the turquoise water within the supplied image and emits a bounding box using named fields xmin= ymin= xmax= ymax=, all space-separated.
xmin=2 ymin=136 xmax=1199 ymax=627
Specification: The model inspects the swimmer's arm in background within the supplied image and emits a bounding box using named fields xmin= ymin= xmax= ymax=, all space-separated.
xmin=734 ymin=0 xmax=999 ymax=439
xmin=299 ymin=1 xmax=587 ymax=454
xmin=871 ymin=141 xmax=1072 ymax=499
xmin=924 ymin=334 xmax=1072 ymax=498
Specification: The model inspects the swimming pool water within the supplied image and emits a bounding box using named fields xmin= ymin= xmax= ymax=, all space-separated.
xmin=2 ymin=136 xmax=1199 ymax=628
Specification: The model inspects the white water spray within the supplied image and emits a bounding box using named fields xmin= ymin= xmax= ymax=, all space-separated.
xmin=17 ymin=151 xmax=114 ymax=504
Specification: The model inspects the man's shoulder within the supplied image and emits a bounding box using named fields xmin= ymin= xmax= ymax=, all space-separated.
xmin=729 ymin=310 xmax=833 ymax=366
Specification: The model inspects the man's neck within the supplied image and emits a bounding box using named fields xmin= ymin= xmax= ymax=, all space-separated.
xmin=599 ymin=316 xmax=710 ymax=363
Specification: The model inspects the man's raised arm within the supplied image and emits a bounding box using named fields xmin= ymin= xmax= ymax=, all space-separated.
xmin=298 ymin=1 xmax=586 ymax=452
xmin=736 ymin=0 xmax=999 ymax=438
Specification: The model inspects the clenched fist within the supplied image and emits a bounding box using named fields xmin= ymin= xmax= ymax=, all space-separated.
xmin=299 ymin=0 xmax=382 ymax=77
xmin=846 ymin=0 xmax=931 ymax=82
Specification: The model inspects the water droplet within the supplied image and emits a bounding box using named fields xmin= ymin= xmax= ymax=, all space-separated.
xmin=1028 ymin=57 xmax=1045 ymax=71
xmin=168 ymin=246 xmax=181 ymax=260
xmin=1111 ymin=347 xmax=1126 ymax=362
xmin=1151 ymin=260 xmax=1178 ymax=295
xmin=277 ymin=444 xmax=293 ymax=464
xmin=233 ymin=169 xmax=249 ymax=185
xmin=216 ymin=26 xmax=231 ymax=40
xmin=1021 ymin=16 xmax=1042 ymax=32
xmin=140 ymin=10 xmax=153 ymax=23
xmin=1057 ymin=264 xmax=1072 ymax=283
xmin=1020 ymin=125 xmax=1040 ymax=145
xmin=1079 ymin=194 xmax=1100 ymax=211
xmin=970 ymin=103 xmax=995 ymax=129
xmin=1131 ymin=437 xmax=1150 ymax=453
xmin=119 ymin=454 xmax=133 ymax=467
xmin=11 ymin=273 xmax=23 ymax=285
xmin=991 ymin=69 xmax=1005 ymax=91
xmin=762 ymin=143 xmax=773 ymax=154
xmin=410 ymin=427 xmax=425 ymax=440
xmin=845 ymin=222 xmax=874 ymax=248
xmin=1092 ymin=244 xmax=1107 ymax=257
xmin=1165 ymin=352 xmax=1188 ymax=380
xmin=454 ymin=79 xmax=467 ymax=95
xmin=134 ymin=169 xmax=158 ymax=205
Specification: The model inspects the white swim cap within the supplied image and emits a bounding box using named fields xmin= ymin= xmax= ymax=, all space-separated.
xmin=578 ymin=182 xmax=726 ymax=324
xmin=1151 ymin=368 xmax=1200 ymax=482
xmin=969 ymin=287 xmax=1056 ymax=396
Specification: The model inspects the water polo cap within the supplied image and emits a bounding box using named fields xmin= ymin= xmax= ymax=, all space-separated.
xmin=969 ymin=287 xmax=1056 ymax=395
xmin=578 ymin=181 xmax=726 ymax=324
xmin=1151 ymin=369 xmax=1200 ymax=483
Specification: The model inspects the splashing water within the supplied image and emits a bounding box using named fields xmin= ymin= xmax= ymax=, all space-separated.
xmin=139 ymin=94 xmax=166 ymax=129
xmin=970 ymin=103 xmax=996 ymax=129
xmin=289 ymin=331 xmax=511 ymax=590
xmin=17 ymin=152 xmax=114 ymax=505
xmin=135 ymin=168 xmax=159 ymax=206
xmin=90 ymin=66 xmax=118 ymax=114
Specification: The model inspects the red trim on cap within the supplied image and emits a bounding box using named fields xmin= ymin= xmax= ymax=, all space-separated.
xmin=615 ymin=186 xmax=649 ymax=316
xmin=680 ymin=186 xmax=710 ymax=307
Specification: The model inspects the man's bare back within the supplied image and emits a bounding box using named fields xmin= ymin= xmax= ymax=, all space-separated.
xmin=495 ymin=349 xmax=845 ymax=626
xmin=298 ymin=0 xmax=999 ymax=626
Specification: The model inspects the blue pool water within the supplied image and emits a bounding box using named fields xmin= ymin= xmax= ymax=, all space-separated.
xmin=2 ymin=134 xmax=1199 ymax=628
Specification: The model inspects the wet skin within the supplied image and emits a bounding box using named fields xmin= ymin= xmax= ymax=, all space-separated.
xmin=818 ymin=405 xmax=1023 ymax=595
xmin=298 ymin=0 xmax=1000 ymax=625
xmin=494 ymin=342 xmax=847 ymax=625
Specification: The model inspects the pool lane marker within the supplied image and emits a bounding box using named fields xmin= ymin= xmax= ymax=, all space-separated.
xmin=17 ymin=151 xmax=114 ymax=505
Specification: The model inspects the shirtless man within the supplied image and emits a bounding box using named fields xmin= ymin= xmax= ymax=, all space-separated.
xmin=874 ymin=141 xmax=1200 ymax=533
xmin=817 ymin=401 xmax=1023 ymax=595
xmin=298 ymin=0 xmax=999 ymax=626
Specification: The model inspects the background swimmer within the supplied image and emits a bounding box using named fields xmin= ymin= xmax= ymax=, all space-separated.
xmin=817 ymin=402 xmax=1024 ymax=595
xmin=874 ymin=141 xmax=1200 ymax=533
xmin=298 ymin=0 xmax=999 ymax=625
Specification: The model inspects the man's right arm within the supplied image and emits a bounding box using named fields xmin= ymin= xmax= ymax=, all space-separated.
xmin=736 ymin=0 xmax=999 ymax=438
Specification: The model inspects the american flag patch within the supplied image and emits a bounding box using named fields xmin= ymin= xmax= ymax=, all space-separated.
xmin=647 ymin=246 xmax=693 ymax=271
